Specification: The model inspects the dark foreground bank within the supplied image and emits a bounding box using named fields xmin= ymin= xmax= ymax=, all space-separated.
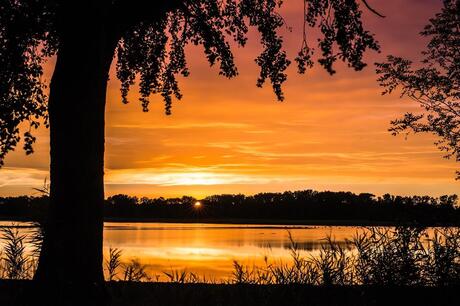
xmin=1 ymin=280 xmax=458 ymax=306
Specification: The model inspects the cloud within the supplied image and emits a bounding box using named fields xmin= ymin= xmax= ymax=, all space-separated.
xmin=2 ymin=0 xmax=457 ymax=198
xmin=110 ymin=122 xmax=252 ymax=130
xmin=105 ymin=168 xmax=279 ymax=186
xmin=0 ymin=167 xmax=48 ymax=188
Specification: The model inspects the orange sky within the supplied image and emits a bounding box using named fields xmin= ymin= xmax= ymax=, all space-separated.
xmin=1 ymin=0 xmax=458 ymax=198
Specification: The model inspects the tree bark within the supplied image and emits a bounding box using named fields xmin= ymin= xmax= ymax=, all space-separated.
xmin=32 ymin=3 xmax=117 ymax=305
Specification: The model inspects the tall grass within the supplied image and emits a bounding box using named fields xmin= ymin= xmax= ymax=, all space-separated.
xmin=0 ymin=226 xmax=33 ymax=279
xmin=230 ymin=227 xmax=460 ymax=286
xmin=122 ymin=259 xmax=150 ymax=282
xmin=28 ymin=221 xmax=44 ymax=259
xmin=423 ymin=228 xmax=460 ymax=286
xmin=231 ymin=233 xmax=354 ymax=285
xmin=163 ymin=269 xmax=201 ymax=283
xmin=353 ymin=227 xmax=426 ymax=285
xmin=1 ymin=225 xmax=459 ymax=286
xmin=313 ymin=236 xmax=354 ymax=285
xmin=105 ymin=247 xmax=122 ymax=281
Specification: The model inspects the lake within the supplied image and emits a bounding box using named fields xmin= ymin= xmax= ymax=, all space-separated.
xmin=0 ymin=221 xmax=365 ymax=281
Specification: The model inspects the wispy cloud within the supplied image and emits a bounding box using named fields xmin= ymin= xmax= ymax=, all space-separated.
xmin=2 ymin=1 xmax=457 ymax=198
xmin=105 ymin=167 xmax=279 ymax=186
xmin=110 ymin=122 xmax=252 ymax=130
xmin=0 ymin=168 xmax=48 ymax=188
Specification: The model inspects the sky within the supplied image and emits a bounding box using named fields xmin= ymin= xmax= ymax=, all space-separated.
xmin=1 ymin=0 xmax=458 ymax=199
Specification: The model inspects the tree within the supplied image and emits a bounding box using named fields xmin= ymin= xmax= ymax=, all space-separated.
xmin=0 ymin=0 xmax=381 ymax=304
xmin=376 ymin=0 xmax=460 ymax=178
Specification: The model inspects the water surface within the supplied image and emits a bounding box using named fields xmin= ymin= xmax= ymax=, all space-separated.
xmin=104 ymin=222 xmax=360 ymax=280
xmin=0 ymin=222 xmax=367 ymax=280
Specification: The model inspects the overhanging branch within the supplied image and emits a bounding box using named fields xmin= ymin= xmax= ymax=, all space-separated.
xmin=362 ymin=0 xmax=385 ymax=18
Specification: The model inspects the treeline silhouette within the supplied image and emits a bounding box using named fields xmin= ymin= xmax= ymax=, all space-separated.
xmin=0 ymin=190 xmax=458 ymax=225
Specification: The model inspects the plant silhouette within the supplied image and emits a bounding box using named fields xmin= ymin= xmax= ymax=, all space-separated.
xmin=0 ymin=1 xmax=383 ymax=304
xmin=377 ymin=0 xmax=460 ymax=178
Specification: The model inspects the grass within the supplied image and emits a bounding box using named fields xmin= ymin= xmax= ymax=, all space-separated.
xmin=106 ymin=247 xmax=122 ymax=281
xmin=1 ymin=225 xmax=459 ymax=286
xmin=122 ymin=259 xmax=150 ymax=282
xmin=0 ymin=225 xmax=37 ymax=280
xmin=0 ymin=226 xmax=459 ymax=305
xmin=226 ymin=227 xmax=460 ymax=287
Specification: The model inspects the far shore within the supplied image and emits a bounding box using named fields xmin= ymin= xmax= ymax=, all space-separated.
xmin=1 ymin=216 xmax=458 ymax=227
xmin=104 ymin=217 xmax=422 ymax=227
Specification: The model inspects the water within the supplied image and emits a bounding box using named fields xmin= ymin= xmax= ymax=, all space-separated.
xmin=0 ymin=221 xmax=363 ymax=281
xmin=105 ymin=223 xmax=363 ymax=280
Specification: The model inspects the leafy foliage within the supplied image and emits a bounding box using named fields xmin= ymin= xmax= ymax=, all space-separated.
xmin=0 ymin=0 xmax=380 ymax=165
xmin=0 ymin=0 xmax=57 ymax=166
xmin=376 ymin=0 xmax=460 ymax=178
xmin=297 ymin=0 xmax=380 ymax=75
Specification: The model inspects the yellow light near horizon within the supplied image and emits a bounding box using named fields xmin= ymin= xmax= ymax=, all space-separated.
xmin=106 ymin=170 xmax=244 ymax=186
xmin=194 ymin=201 xmax=202 ymax=208
xmin=171 ymin=173 xmax=223 ymax=186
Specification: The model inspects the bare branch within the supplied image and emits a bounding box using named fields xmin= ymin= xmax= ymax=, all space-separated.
xmin=361 ymin=0 xmax=385 ymax=18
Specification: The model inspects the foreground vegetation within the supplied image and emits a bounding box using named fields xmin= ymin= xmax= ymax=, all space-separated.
xmin=1 ymin=225 xmax=459 ymax=287
xmin=1 ymin=190 xmax=459 ymax=225
xmin=0 ymin=225 xmax=459 ymax=305
xmin=1 ymin=281 xmax=458 ymax=306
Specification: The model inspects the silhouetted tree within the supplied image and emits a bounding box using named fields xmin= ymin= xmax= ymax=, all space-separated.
xmin=3 ymin=190 xmax=459 ymax=224
xmin=0 ymin=0 xmax=381 ymax=303
xmin=377 ymin=0 xmax=460 ymax=178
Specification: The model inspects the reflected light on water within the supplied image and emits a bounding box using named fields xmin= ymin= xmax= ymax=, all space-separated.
xmin=102 ymin=222 xmax=358 ymax=280
xmin=0 ymin=221 xmax=438 ymax=281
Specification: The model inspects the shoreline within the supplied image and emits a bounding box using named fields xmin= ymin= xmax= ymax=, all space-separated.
xmin=1 ymin=216 xmax=458 ymax=227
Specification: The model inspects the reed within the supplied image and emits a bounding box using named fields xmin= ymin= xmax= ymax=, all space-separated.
xmin=163 ymin=269 xmax=201 ymax=283
xmin=0 ymin=225 xmax=458 ymax=286
xmin=105 ymin=247 xmax=123 ymax=281
xmin=422 ymin=227 xmax=460 ymax=286
xmin=230 ymin=227 xmax=460 ymax=286
xmin=123 ymin=259 xmax=150 ymax=282
xmin=0 ymin=226 xmax=31 ymax=280
xmin=28 ymin=221 xmax=44 ymax=259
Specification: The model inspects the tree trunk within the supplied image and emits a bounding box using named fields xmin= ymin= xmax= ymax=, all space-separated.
xmin=32 ymin=3 xmax=117 ymax=305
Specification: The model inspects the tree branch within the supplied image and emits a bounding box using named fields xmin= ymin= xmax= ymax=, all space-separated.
xmin=361 ymin=0 xmax=385 ymax=18
xmin=111 ymin=0 xmax=183 ymax=35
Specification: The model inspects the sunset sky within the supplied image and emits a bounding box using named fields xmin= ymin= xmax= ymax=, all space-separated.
xmin=1 ymin=0 xmax=458 ymax=199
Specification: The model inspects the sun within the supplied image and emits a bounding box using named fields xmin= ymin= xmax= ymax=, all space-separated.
xmin=194 ymin=201 xmax=202 ymax=208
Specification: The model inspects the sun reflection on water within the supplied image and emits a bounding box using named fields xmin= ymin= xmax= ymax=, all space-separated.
xmin=102 ymin=222 xmax=358 ymax=280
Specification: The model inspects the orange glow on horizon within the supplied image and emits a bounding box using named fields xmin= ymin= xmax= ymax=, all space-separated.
xmin=1 ymin=0 xmax=458 ymax=198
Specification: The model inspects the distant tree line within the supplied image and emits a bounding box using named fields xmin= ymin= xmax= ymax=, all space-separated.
xmin=0 ymin=190 xmax=458 ymax=226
